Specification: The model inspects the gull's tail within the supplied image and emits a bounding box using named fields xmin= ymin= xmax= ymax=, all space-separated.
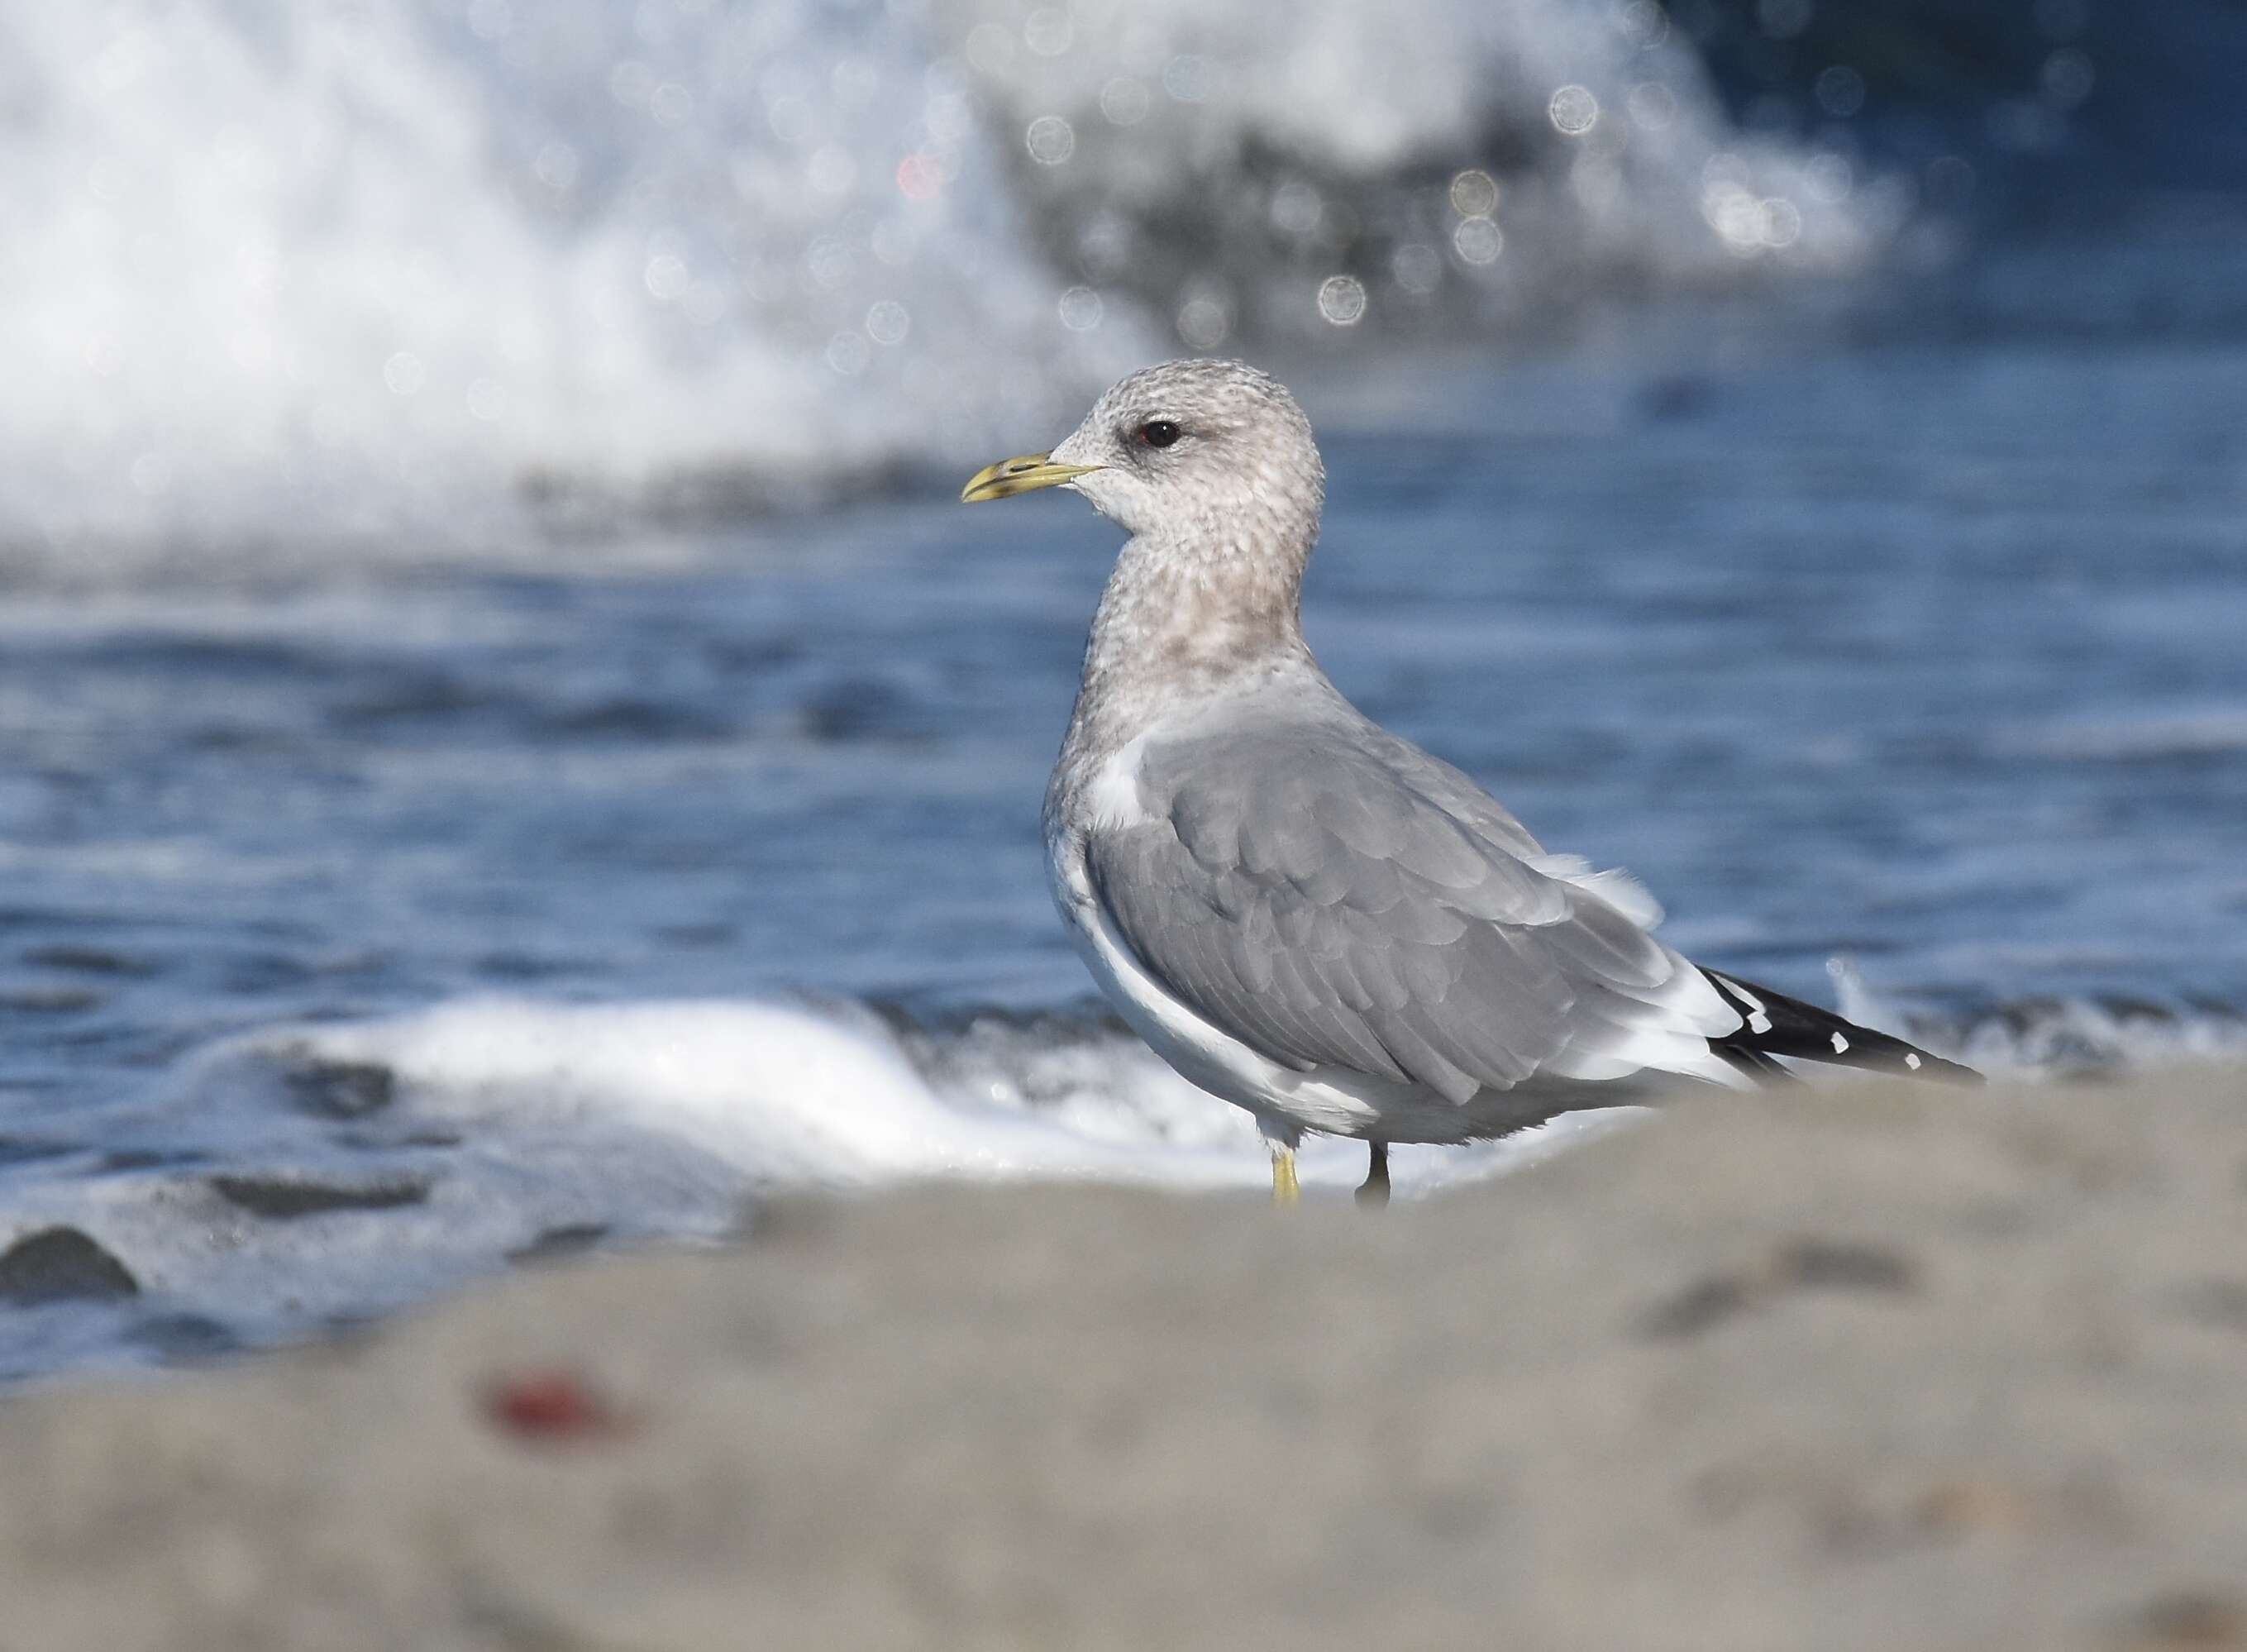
xmin=1700 ymin=969 xmax=1981 ymax=1086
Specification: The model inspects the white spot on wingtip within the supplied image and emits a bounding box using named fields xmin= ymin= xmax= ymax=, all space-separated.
xmin=1748 ymin=1011 xmax=1772 ymax=1034
xmin=1905 ymin=1052 xmax=1922 ymax=1070
xmin=1718 ymin=973 xmax=1768 ymax=1015
xmin=1830 ymin=1031 xmax=1849 ymax=1053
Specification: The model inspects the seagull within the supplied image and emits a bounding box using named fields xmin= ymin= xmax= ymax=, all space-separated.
xmin=962 ymin=359 xmax=1976 ymax=1206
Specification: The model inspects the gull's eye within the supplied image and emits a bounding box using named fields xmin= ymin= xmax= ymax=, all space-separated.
xmin=1135 ymin=419 xmax=1182 ymax=449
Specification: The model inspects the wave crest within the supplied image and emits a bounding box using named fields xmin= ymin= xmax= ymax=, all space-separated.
xmin=2 ymin=0 xmax=1886 ymax=571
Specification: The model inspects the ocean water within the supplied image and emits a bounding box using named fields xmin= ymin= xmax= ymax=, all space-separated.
xmin=2 ymin=1 xmax=2246 ymax=1382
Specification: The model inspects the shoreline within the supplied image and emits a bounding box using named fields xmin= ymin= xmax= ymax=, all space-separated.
xmin=3 ymin=1065 xmax=2245 ymax=1650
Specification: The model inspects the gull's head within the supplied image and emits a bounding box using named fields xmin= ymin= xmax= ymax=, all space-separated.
xmin=961 ymin=359 xmax=1324 ymax=547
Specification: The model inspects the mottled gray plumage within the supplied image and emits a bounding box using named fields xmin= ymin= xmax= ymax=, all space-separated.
xmin=979 ymin=358 xmax=1968 ymax=1173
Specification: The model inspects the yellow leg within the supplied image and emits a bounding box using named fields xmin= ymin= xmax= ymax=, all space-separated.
xmin=1270 ymin=1144 xmax=1300 ymax=1207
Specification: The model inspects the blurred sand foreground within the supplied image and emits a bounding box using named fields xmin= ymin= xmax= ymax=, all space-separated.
xmin=4 ymin=1068 xmax=2246 ymax=1651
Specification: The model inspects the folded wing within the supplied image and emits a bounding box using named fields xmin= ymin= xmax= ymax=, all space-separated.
xmin=1084 ymin=716 xmax=1741 ymax=1104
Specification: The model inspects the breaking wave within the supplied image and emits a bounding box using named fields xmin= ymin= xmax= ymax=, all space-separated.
xmin=2 ymin=0 xmax=1889 ymax=571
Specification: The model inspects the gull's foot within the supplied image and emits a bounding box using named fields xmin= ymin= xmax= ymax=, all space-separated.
xmin=1356 ymin=1141 xmax=1391 ymax=1210
xmin=1270 ymin=1145 xmax=1300 ymax=1208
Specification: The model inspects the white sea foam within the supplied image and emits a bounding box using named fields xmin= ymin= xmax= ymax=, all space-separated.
xmin=0 ymin=995 xmax=1595 ymax=1377
xmin=0 ymin=0 xmax=1888 ymax=574
xmin=4 ymin=984 xmax=2238 ymax=1381
xmin=213 ymin=994 xmax=1591 ymax=1194
xmin=0 ymin=3 xmax=1142 ymax=569
xmin=952 ymin=0 xmax=1887 ymax=341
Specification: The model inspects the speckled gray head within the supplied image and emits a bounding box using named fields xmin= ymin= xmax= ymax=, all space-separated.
xmin=961 ymin=359 xmax=1324 ymax=551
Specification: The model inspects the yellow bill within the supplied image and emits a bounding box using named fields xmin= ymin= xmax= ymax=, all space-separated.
xmin=960 ymin=451 xmax=1101 ymax=504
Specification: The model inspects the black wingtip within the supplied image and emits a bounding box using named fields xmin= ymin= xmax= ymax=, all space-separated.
xmin=1702 ymin=969 xmax=1981 ymax=1087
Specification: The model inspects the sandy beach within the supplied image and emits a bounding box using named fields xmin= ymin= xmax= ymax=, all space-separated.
xmin=3 ymin=1065 xmax=2245 ymax=1650
xmin=7 ymin=6 xmax=2245 ymax=1645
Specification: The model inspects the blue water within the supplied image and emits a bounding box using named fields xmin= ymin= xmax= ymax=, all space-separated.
xmin=2 ymin=217 xmax=2245 ymax=1380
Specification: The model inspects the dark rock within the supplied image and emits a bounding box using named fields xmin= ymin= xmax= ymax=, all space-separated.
xmin=0 ymin=1229 xmax=138 ymax=1306
xmin=210 ymin=1175 xmax=429 ymax=1219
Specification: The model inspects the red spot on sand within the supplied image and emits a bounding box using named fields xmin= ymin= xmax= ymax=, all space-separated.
xmin=483 ymin=1371 xmax=631 ymax=1444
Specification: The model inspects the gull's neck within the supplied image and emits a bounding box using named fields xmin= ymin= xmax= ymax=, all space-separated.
xmin=1059 ymin=518 xmax=1314 ymax=775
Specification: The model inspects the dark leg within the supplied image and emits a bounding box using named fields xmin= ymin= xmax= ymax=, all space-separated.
xmin=1355 ymin=1141 xmax=1391 ymax=1210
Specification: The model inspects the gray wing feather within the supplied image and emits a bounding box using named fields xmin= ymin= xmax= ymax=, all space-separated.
xmin=1084 ymin=716 xmax=1724 ymax=1103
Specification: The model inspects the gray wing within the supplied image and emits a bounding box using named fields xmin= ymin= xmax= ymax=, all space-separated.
xmin=1085 ymin=717 xmax=1734 ymax=1101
